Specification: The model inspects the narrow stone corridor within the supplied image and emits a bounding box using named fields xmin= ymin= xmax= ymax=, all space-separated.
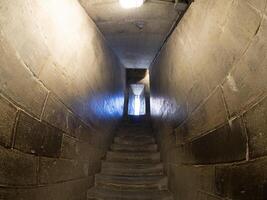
xmin=0 ymin=0 xmax=267 ymax=200
xmin=88 ymin=116 xmax=173 ymax=200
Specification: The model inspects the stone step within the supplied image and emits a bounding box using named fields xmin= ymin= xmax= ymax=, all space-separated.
xmin=106 ymin=151 xmax=160 ymax=163
xmin=116 ymin=134 xmax=154 ymax=139
xmin=114 ymin=136 xmax=156 ymax=146
xmin=101 ymin=161 xmax=164 ymax=176
xmin=110 ymin=143 xmax=158 ymax=152
xmin=95 ymin=174 xmax=168 ymax=190
xmin=117 ymin=123 xmax=152 ymax=128
xmin=87 ymin=186 xmax=174 ymax=200
xmin=115 ymin=131 xmax=153 ymax=138
xmin=117 ymin=124 xmax=153 ymax=131
xmin=119 ymin=120 xmax=151 ymax=127
xmin=87 ymin=118 xmax=174 ymax=200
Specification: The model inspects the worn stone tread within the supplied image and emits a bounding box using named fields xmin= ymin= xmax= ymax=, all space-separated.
xmin=106 ymin=151 xmax=160 ymax=163
xmin=101 ymin=161 xmax=164 ymax=176
xmin=87 ymin=118 xmax=173 ymax=200
xmin=110 ymin=143 xmax=158 ymax=152
xmin=114 ymin=136 xmax=155 ymax=146
xmin=95 ymin=174 xmax=168 ymax=190
xmin=87 ymin=186 xmax=173 ymax=200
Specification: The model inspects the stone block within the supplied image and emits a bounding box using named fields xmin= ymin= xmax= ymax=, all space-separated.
xmin=42 ymin=93 xmax=69 ymax=133
xmin=76 ymin=143 xmax=103 ymax=175
xmin=196 ymin=191 xmax=208 ymax=200
xmin=0 ymin=95 xmax=17 ymax=147
xmin=0 ymin=0 xmax=50 ymax=76
xmin=183 ymin=88 xmax=228 ymax=140
xmin=0 ymin=178 xmax=88 ymax=200
xmin=206 ymin=194 xmax=222 ymax=200
xmin=0 ymin=32 xmax=48 ymax=118
xmin=186 ymin=118 xmax=247 ymax=164
xmin=186 ymin=77 xmax=210 ymax=115
xmin=168 ymin=164 xmax=215 ymax=200
xmin=39 ymin=157 xmax=89 ymax=184
xmin=67 ymin=113 xmax=92 ymax=139
xmin=222 ymin=15 xmax=267 ymax=116
xmin=0 ymin=147 xmax=37 ymax=186
xmin=61 ymin=134 xmax=78 ymax=159
xmin=175 ymin=124 xmax=187 ymax=145
xmin=215 ymin=157 xmax=267 ymax=199
xmin=78 ymin=123 xmax=92 ymax=142
xmin=244 ymin=97 xmax=267 ymax=159
xmin=15 ymin=112 xmax=63 ymax=157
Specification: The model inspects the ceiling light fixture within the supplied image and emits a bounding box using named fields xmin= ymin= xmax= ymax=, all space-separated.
xmin=119 ymin=0 xmax=144 ymax=9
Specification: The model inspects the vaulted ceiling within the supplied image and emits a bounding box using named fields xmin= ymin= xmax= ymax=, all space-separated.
xmin=79 ymin=0 xmax=188 ymax=68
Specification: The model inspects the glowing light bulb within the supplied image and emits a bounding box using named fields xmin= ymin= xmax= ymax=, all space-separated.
xmin=119 ymin=0 xmax=144 ymax=9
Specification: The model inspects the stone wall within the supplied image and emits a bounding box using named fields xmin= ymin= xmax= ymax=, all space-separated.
xmin=150 ymin=0 xmax=267 ymax=199
xmin=0 ymin=0 xmax=125 ymax=199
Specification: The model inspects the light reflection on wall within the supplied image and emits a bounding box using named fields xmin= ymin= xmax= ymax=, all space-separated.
xmin=87 ymin=91 xmax=125 ymax=122
xmin=150 ymin=94 xmax=186 ymax=127
xmin=27 ymin=0 xmax=126 ymax=131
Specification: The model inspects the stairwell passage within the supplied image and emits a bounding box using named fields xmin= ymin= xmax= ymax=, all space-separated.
xmin=87 ymin=117 xmax=173 ymax=200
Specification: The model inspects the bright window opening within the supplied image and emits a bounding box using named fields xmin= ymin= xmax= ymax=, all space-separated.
xmin=119 ymin=0 xmax=144 ymax=9
xmin=128 ymin=84 xmax=146 ymax=116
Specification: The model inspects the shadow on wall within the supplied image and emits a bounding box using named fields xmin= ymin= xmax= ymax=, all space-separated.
xmin=150 ymin=0 xmax=267 ymax=199
xmin=0 ymin=0 xmax=125 ymax=199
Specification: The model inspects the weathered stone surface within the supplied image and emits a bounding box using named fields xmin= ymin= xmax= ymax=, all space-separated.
xmin=67 ymin=113 xmax=92 ymax=139
xmin=0 ymin=0 xmax=124 ymax=199
xmin=42 ymin=93 xmax=69 ymax=133
xmin=151 ymin=0 xmax=263 ymax=123
xmin=0 ymin=95 xmax=17 ymax=147
xmin=180 ymin=88 xmax=228 ymax=141
xmin=87 ymin=175 xmax=95 ymax=188
xmin=175 ymin=124 xmax=187 ymax=145
xmin=76 ymin=142 xmax=98 ymax=161
xmin=168 ymin=164 xmax=215 ymax=200
xmin=0 ymin=0 xmax=50 ymax=76
xmin=186 ymin=118 xmax=247 ymax=164
xmin=244 ymin=97 xmax=267 ymax=159
xmin=95 ymin=174 xmax=168 ymax=191
xmin=0 ymin=147 xmax=37 ymax=185
xmin=39 ymin=157 xmax=89 ymax=184
xmin=88 ymin=186 xmax=173 ymax=199
xmin=0 ymin=178 xmax=88 ymax=200
xmin=76 ymin=142 xmax=104 ymax=176
xmin=222 ymin=9 xmax=267 ymax=117
xmin=15 ymin=112 xmax=63 ymax=157
xmin=106 ymin=151 xmax=160 ymax=163
xmin=197 ymin=191 xmax=223 ymax=200
xmin=61 ymin=134 xmax=78 ymax=160
xmin=215 ymin=157 xmax=267 ymax=199
xmin=111 ymin=143 xmax=158 ymax=152
xmin=78 ymin=123 xmax=92 ymax=142
xmin=35 ymin=0 xmax=125 ymax=128
xmin=149 ymin=1 xmax=267 ymax=200
xmin=186 ymin=78 xmax=210 ymax=115
xmin=42 ymin=93 xmax=93 ymax=140
xmin=0 ymin=32 xmax=48 ymax=118
xmin=206 ymin=194 xmax=223 ymax=200
xmin=196 ymin=191 xmax=208 ymax=200
xmin=2 ymin=0 xmax=266 ymax=200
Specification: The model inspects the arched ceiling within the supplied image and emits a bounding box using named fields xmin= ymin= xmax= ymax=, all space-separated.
xmin=79 ymin=0 xmax=188 ymax=68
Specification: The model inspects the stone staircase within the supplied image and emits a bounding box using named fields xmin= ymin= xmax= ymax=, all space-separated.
xmin=87 ymin=117 xmax=173 ymax=200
